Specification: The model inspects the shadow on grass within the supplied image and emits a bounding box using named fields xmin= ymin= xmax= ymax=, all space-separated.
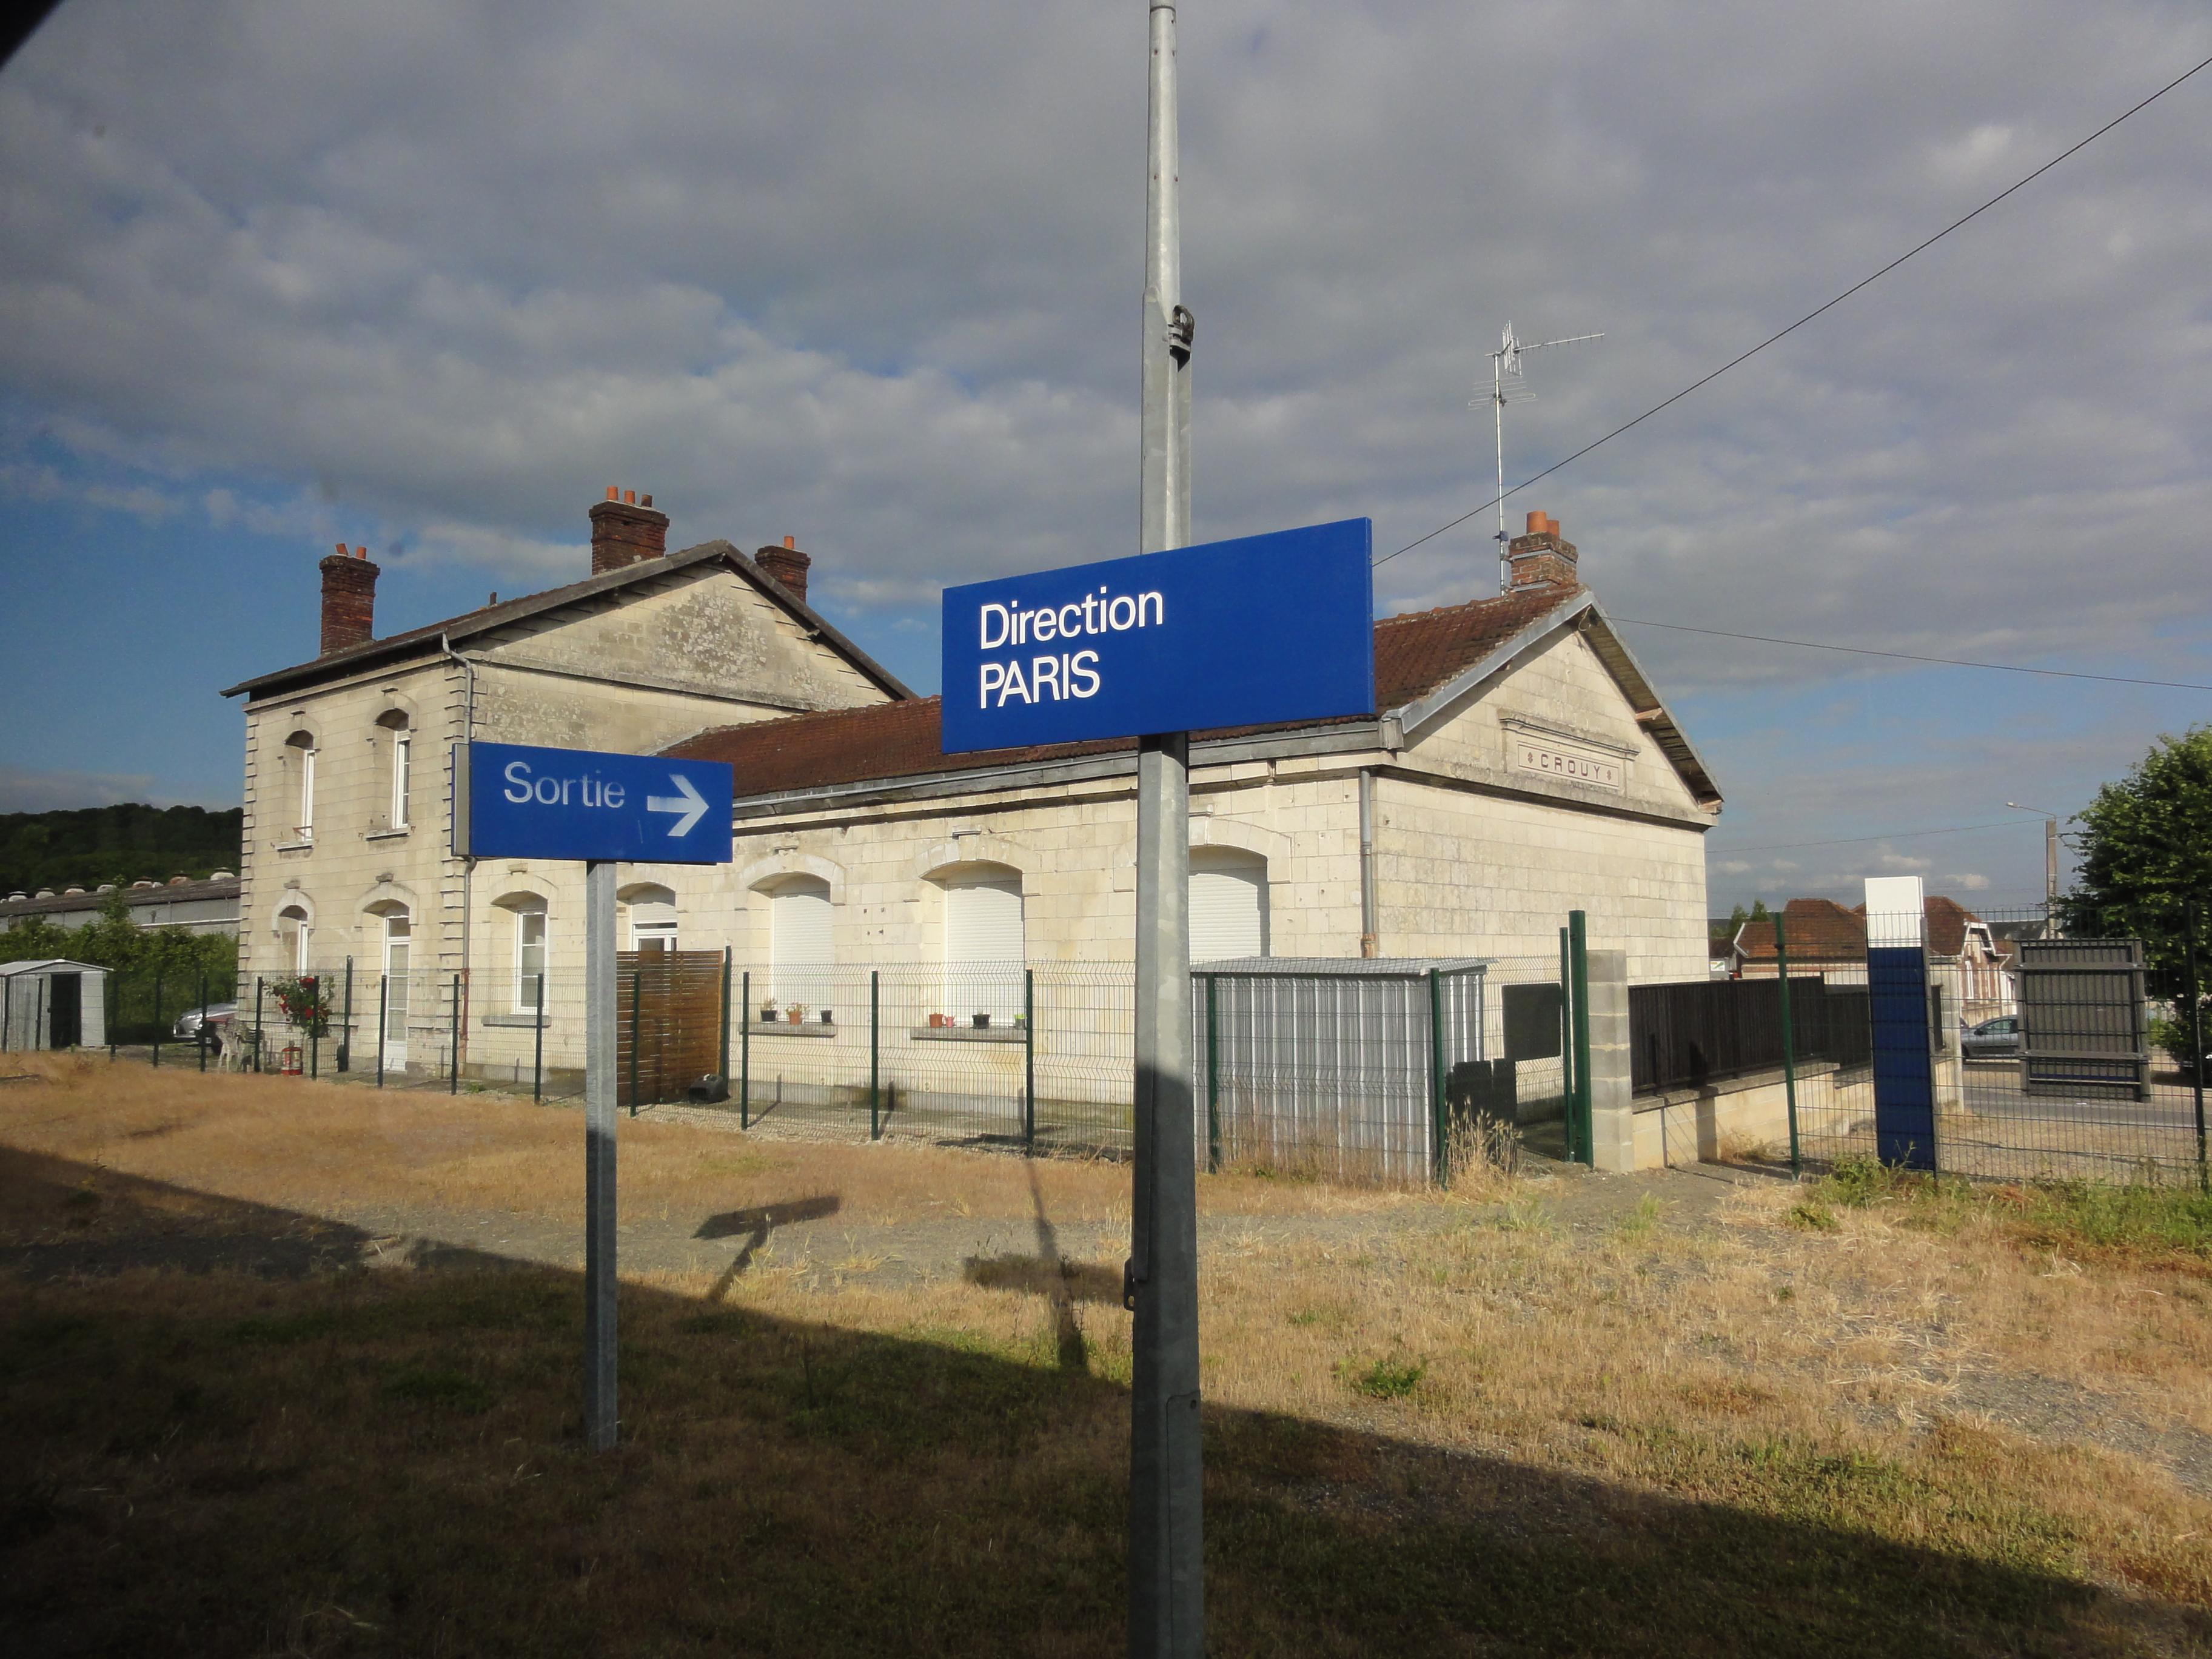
xmin=0 ymin=1145 xmax=2199 ymax=1658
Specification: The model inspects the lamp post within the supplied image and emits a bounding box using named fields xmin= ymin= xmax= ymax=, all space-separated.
xmin=2005 ymin=803 xmax=2062 ymax=936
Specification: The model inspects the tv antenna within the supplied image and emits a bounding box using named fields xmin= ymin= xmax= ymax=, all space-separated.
xmin=1473 ymin=322 xmax=1603 ymax=591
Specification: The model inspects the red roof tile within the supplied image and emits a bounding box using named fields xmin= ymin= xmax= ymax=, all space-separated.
xmin=1737 ymin=894 xmax=1992 ymax=962
xmin=668 ymin=583 xmax=1586 ymax=797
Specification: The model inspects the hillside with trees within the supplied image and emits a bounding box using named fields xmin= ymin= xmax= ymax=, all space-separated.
xmin=0 ymin=803 xmax=243 ymax=897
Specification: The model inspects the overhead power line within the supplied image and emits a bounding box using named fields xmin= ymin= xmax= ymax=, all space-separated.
xmin=1719 ymin=819 xmax=2026 ymax=854
xmin=1377 ymin=48 xmax=2212 ymax=568
xmin=1606 ymin=616 xmax=2212 ymax=691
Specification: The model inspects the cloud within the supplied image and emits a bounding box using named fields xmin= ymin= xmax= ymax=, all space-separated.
xmin=1948 ymin=872 xmax=1993 ymax=890
xmin=0 ymin=766 xmax=159 ymax=812
xmin=0 ymin=0 xmax=2205 ymax=662
xmin=1877 ymin=853 xmax=1933 ymax=871
xmin=1717 ymin=859 xmax=1754 ymax=874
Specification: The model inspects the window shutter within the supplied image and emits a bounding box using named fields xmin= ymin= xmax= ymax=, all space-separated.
xmin=1190 ymin=853 xmax=1267 ymax=961
xmin=770 ymin=880 xmax=833 ymax=1006
xmin=946 ymin=877 xmax=1022 ymax=965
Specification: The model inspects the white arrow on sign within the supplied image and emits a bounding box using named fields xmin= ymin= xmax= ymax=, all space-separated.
xmin=645 ymin=773 xmax=710 ymax=837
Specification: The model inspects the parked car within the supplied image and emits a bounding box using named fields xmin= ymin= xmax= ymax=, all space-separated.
xmin=1962 ymin=1014 xmax=2020 ymax=1059
xmin=173 ymin=1002 xmax=238 ymax=1050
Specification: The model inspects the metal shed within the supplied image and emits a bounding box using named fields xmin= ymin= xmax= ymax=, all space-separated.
xmin=1193 ymin=956 xmax=1487 ymax=1184
xmin=1 ymin=959 xmax=109 ymax=1053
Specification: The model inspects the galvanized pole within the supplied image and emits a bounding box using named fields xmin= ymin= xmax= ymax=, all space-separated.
xmin=377 ymin=977 xmax=388 ymax=1089
xmin=534 ymin=972 xmax=546 ymax=1102
xmin=1024 ymin=967 xmax=1037 ymax=1155
xmin=869 ymin=970 xmax=880 ymax=1140
xmin=740 ymin=970 xmax=751 ymax=1130
xmin=1128 ymin=5 xmax=1202 ymax=1654
xmin=1569 ymin=911 xmax=1592 ymax=1166
xmin=583 ymin=859 xmax=619 ymax=1449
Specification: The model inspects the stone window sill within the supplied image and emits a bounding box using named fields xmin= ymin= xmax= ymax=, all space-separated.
xmin=910 ymin=1025 xmax=1027 ymax=1044
xmin=747 ymin=1020 xmax=836 ymax=1039
xmin=365 ymin=828 xmax=412 ymax=842
xmin=483 ymin=1013 xmax=550 ymax=1028
xmin=273 ymin=840 xmax=313 ymax=854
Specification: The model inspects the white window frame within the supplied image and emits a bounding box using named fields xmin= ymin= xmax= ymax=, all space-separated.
xmin=279 ymin=903 xmax=312 ymax=971
xmin=298 ymin=745 xmax=316 ymax=842
xmin=390 ymin=733 xmax=412 ymax=830
xmin=514 ymin=905 xmax=548 ymax=1010
xmin=626 ymin=886 xmax=679 ymax=953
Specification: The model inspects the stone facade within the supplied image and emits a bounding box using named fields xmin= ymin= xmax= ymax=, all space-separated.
xmin=227 ymin=506 xmax=1722 ymax=1087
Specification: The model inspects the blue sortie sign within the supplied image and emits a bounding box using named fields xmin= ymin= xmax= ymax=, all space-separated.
xmin=940 ymin=518 xmax=1376 ymax=754
xmin=455 ymin=742 xmax=734 ymax=863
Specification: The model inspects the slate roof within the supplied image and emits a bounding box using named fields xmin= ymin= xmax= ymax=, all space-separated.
xmin=668 ymin=581 xmax=1718 ymax=806
xmin=222 ymin=541 xmax=911 ymax=702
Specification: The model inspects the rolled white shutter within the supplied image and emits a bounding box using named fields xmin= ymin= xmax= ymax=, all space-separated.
xmin=946 ymin=877 xmax=1024 ymax=964
xmin=1190 ymin=852 xmax=1267 ymax=961
xmin=770 ymin=880 xmax=833 ymax=1005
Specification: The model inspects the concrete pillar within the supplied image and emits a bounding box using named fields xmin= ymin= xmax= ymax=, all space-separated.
xmin=1586 ymin=948 xmax=1637 ymax=1170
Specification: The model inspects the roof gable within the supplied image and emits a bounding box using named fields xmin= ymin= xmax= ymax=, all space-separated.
xmin=670 ymin=581 xmax=1718 ymax=806
xmin=223 ymin=541 xmax=910 ymax=703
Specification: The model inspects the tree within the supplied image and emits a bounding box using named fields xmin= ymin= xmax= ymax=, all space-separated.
xmin=1749 ymin=897 xmax=1772 ymax=922
xmin=2064 ymin=727 xmax=2212 ymax=1057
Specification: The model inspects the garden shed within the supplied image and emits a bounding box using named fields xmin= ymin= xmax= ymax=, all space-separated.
xmin=0 ymin=959 xmax=109 ymax=1052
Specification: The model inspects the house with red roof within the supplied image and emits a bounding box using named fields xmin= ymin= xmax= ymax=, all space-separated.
xmin=224 ymin=498 xmax=1722 ymax=1078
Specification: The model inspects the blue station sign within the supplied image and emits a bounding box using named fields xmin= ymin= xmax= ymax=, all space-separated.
xmin=940 ymin=518 xmax=1376 ymax=753
xmin=455 ymin=742 xmax=734 ymax=864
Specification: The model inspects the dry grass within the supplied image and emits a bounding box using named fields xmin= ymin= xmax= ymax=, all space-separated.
xmin=0 ymin=1053 xmax=1420 ymax=1230
xmin=5 ymin=1056 xmax=2212 ymax=1655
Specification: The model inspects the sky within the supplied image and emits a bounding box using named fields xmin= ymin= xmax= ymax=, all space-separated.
xmin=1 ymin=0 xmax=2207 ymax=914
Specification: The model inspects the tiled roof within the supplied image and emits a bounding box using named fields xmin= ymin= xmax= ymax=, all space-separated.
xmin=0 ymin=876 xmax=241 ymax=923
xmin=1735 ymin=894 xmax=1993 ymax=963
xmin=668 ymin=583 xmax=1592 ymax=799
xmin=223 ymin=541 xmax=911 ymax=702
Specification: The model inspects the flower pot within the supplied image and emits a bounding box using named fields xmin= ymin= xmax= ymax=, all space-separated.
xmin=818 ymin=1010 xmax=834 ymax=1025
xmin=973 ymin=1013 xmax=991 ymax=1030
xmin=928 ymin=1013 xmax=945 ymax=1029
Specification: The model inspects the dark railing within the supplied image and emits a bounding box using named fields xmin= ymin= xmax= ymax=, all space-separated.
xmin=1631 ymin=976 xmax=1866 ymax=1095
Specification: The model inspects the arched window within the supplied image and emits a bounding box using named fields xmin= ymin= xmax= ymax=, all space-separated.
xmin=936 ymin=862 xmax=1024 ymax=1022
xmin=277 ymin=902 xmax=312 ymax=971
xmin=623 ymin=883 xmax=679 ymax=953
xmin=284 ymin=731 xmax=317 ymax=842
xmin=495 ymin=893 xmax=548 ymax=1011
xmin=377 ymin=711 xmax=412 ymax=831
xmin=763 ymin=875 xmax=833 ymax=1011
xmin=1190 ymin=848 xmax=1269 ymax=962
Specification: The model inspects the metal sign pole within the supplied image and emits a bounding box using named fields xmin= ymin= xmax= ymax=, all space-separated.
xmin=1128 ymin=4 xmax=1202 ymax=1655
xmin=583 ymin=858 xmax=620 ymax=1449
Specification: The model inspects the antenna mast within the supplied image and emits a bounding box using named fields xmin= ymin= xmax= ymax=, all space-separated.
xmin=1474 ymin=323 xmax=1603 ymax=592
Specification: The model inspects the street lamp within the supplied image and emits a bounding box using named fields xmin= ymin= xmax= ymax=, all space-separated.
xmin=2005 ymin=803 xmax=2062 ymax=934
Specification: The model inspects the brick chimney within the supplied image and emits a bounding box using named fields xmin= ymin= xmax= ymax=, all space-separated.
xmin=756 ymin=535 xmax=811 ymax=604
xmin=1505 ymin=511 xmax=1579 ymax=591
xmin=588 ymin=486 xmax=669 ymax=574
xmin=318 ymin=544 xmax=379 ymax=654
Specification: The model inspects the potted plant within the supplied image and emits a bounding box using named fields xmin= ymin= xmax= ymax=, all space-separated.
xmin=760 ymin=997 xmax=778 ymax=1022
xmin=927 ymin=1012 xmax=945 ymax=1028
xmin=817 ymin=1008 xmax=834 ymax=1025
xmin=783 ymin=1002 xmax=803 ymax=1025
xmin=973 ymin=1012 xmax=991 ymax=1030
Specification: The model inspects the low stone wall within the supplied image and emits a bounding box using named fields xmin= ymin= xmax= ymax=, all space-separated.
xmin=1631 ymin=1060 xmax=1840 ymax=1168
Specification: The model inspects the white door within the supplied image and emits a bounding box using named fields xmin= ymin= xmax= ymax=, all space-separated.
xmin=381 ymin=913 xmax=411 ymax=1069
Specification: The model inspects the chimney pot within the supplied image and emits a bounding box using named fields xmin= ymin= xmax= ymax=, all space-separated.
xmin=606 ymin=486 xmax=619 ymax=501
xmin=624 ymin=489 xmax=636 ymax=505
xmin=318 ymin=544 xmax=380 ymax=654
xmin=757 ymin=540 xmax=812 ymax=604
xmin=588 ymin=490 xmax=670 ymax=574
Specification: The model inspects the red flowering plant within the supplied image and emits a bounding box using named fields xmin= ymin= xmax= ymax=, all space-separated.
xmin=270 ymin=975 xmax=332 ymax=1038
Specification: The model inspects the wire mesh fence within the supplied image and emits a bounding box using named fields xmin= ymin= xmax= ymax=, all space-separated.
xmin=49 ymin=948 xmax=1595 ymax=1187
xmin=1697 ymin=903 xmax=2211 ymax=1187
